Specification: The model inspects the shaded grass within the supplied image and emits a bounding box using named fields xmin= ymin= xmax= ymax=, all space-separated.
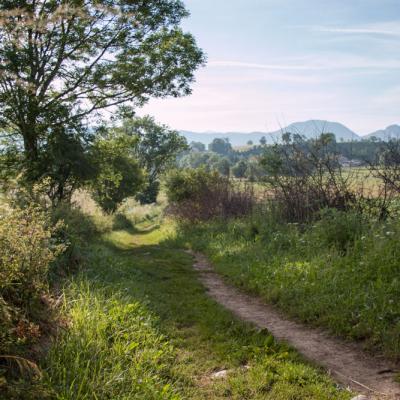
xmin=41 ymin=222 xmax=351 ymax=399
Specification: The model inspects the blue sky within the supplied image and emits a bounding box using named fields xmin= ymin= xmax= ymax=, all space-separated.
xmin=141 ymin=0 xmax=400 ymax=135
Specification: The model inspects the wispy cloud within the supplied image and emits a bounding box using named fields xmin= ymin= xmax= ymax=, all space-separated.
xmin=208 ymin=61 xmax=311 ymax=71
xmin=312 ymin=21 xmax=400 ymax=37
xmin=208 ymin=56 xmax=400 ymax=71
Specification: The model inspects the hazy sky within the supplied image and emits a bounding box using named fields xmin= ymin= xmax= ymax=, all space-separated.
xmin=140 ymin=0 xmax=400 ymax=135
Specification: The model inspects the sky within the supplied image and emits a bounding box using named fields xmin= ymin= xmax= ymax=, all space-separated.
xmin=140 ymin=0 xmax=400 ymax=135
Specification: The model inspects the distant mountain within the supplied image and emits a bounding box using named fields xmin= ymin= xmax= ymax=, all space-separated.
xmin=180 ymin=120 xmax=360 ymax=147
xmin=365 ymin=125 xmax=400 ymax=141
xmin=269 ymin=120 xmax=360 ymax=142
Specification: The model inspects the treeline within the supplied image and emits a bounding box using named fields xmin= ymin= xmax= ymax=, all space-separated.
xmin=180 ymin=133 xmax=389 ymax=182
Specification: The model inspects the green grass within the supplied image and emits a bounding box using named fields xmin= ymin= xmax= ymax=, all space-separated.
xmin=41 ymin=221 xmax=351 ymax=399
xmin=177 ymin=210 xmax=400 ymax=361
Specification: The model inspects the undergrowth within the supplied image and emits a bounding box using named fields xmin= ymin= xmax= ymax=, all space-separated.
xmin=178 ymin=207 xmax=400 ymax=360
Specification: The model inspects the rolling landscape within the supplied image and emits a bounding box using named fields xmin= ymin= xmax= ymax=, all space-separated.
xmin=1 ymin=1 xmax=399 ymax=400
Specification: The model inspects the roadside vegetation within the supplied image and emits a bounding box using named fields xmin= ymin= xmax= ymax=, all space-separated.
xmin=42 ymin=211 xmax=351 ymax=399
xmin=167 ymin=133 xmax=400 ymax=364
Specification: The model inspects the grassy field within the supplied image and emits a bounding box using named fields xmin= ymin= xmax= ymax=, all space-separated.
xmin=40 ymin=219 xmax=351 ymax=399
xmin=178 ymin=211 xmax=400 ymax=362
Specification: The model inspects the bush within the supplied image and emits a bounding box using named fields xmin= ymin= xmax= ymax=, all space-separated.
xmin=89 ymin=134 xmax=145 ymax=213
xmin=165 ymin=168 xmax=255 ymax=221
xmin=308 ymin=209 xmax=368 ymax=253
xmin=261 ymin=133 xmax=358 ymax=222
xmin=50 ymin=204 xmax=108 ymax=273
xmin=0 ymin=206 xmax=65 ymax=380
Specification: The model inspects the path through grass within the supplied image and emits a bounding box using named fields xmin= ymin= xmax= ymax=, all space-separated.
xmin=43 ymin=222 xmax=352 ymax=399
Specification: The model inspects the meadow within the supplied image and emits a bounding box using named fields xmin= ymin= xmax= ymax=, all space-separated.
xmin=40 ymin=210 xmax=352 ymax=399
xmin=177 ymin=207 xmax=400 ymax=362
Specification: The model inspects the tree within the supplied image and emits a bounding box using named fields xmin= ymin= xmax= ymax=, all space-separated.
xmin=0 ymin=0 xmax=204 ymax=181
xmin=89 ymin=133 xmax=145 ymax=213
xmin=118 ymin=116 xmax=188 ymax=203
xmin=190 ymin=141 xmax=206 ymax=152
xmin=247 ymin=140 xmax=253 ymax=146
xmin=260 ymin=136 xmax=267 ymax=146
xmin=208 ymin=138 xmax=232 ymax=155
xmin=40 ymin=127 xmax=95 ymax=206
xmin=232 ymin=160 xmax=247 ymax=178
xmin=215 ymin=157 xmax=231 ymax=177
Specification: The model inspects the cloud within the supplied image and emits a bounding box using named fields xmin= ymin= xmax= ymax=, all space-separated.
xmin=208 ymin=61 xmax=311 ymax=71
xmin=312 ymin=21 xmax=400 ymax=37
xmin=208 ymin=56 xmax=400 ymax=72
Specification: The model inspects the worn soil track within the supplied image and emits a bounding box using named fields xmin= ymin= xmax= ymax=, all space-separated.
xmin=190 ymin=251 xmax=400 ymax=399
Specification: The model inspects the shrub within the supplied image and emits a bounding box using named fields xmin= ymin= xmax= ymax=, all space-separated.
xmin=165 ymin=168 xmax=255 ymax=221
xmin=261 ymin=133 xmax=358 ymax=222
xmin=307 ymin=208 xmax=368 ymax=253
xmin=89 ymin=133 xmax=145 ymax=213
xmin=50 ymin=204 xmax=107 ymax=273
xmin=0 ymin=206 xmax=65 ymax=382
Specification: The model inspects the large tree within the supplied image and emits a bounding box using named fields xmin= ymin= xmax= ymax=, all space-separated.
xmin=0 ymin=0 xmax=204 ymax=179
xmin=118 ymin=115 xmax=188 ymax=203
xmin=208 ymin=138 xmax=232 ymax=155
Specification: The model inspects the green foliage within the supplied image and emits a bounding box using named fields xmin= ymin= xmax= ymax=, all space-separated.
xmin=308 ymin=209 xmax=367 ymax=253
xmin=180 ymin=209 xmax=400 ymax=359
xmin=39 ymin=128 xmax=95 ymax=206
xmin=0 ymin=0 xmax=204 ymax=177
xmin=44 ymin=283 xmax=180 ymax=400
xmin=232 ymin=160 xmax=248 ymax=178
xmin=189 ymin=141 xmax=206 ymax=152
xmin=0 ymin=205 xmax=65 ymax=385
xmin=165 ymin=168 xmax=222 ymax=203
xmin=208 ymin=138 xmax=232 ymax=155
xmin=215 ymin=157 xmax=231 ymax=177
xmin=89 ymin=134 xmax=145 ymax=213
xmin=118 ymin=116 xmax=188 ymax=204
xmin=40 ymin=222 xmax=350 ymax=399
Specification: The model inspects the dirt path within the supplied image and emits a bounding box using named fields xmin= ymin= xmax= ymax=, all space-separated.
xmin=190 ymin=251 xmax=400 ymax=399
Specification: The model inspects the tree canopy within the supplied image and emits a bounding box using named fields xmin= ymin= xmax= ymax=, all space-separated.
xmin=117 ymin=116 xmax=188 ymax=203
xmin=0 ymin=0 xmax=204 ymax=180
xmin=208 ymin=138 xmax=232 ymax=155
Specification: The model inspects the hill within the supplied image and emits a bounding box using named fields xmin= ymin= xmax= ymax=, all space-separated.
xmin=181 ymin=120 xmax=360 ymax=146
xmin=365 ymin=124 xmax=400 ymax=141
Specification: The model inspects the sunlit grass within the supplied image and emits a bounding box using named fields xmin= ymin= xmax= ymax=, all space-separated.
xmin=42 ymin=222 xmax=351 ymax=399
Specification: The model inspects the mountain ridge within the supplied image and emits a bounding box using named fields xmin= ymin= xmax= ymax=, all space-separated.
xmin=180 ymin=120 xmax=399 ymax=146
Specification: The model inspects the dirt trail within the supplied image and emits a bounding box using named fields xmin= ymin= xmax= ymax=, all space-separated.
xmin=190 ymin=251 xmax=400 ymax=399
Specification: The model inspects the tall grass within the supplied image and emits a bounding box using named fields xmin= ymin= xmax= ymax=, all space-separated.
xmin=44 ymin=282 xmax=180 ymax=400
xmin=178 ymin=207 xmax=400 ymax=360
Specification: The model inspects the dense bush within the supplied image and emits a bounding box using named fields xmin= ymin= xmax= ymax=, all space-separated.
xmin=165 ymin=168 xmax=255 ymax=221
xmin=0 ymin=206 xmax=65 ymax=383
xmin=89 ymin=134 xmax=145 ymax=213
xmin=261 ymin=133 xmax=359 ymax=222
